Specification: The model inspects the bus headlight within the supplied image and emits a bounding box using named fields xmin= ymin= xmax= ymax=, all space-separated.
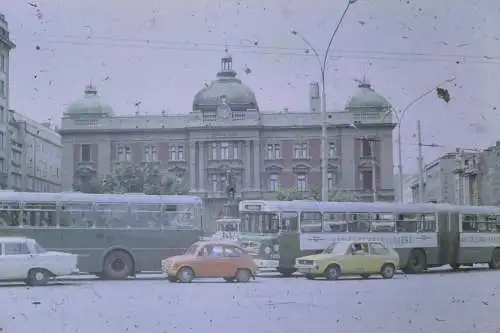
xmin=264 ymin=246 xmax=272 ymax=254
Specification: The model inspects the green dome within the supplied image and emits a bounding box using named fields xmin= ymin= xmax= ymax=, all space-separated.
xmin=346 ymin=81 xmax=390 ymax=110
xmin=65 ymin=85 xmax=114 ymax=117
xmin=193 ymin=52 xmax=259 ymax=111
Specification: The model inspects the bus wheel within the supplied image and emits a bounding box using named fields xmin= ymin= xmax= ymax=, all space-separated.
xmin=404 ymin=249 xmax=427 ymax=274
xmin=277 ymin=268 xmax=297 ymax=277
xmin=488 ymin=248 xmax=500 ymax=269
xmin=102 ymin=250 xmax=134 ymax=280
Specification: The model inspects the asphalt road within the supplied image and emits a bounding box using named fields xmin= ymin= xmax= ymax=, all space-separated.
xmin=0 ymin=268 xmax=499 ymax=333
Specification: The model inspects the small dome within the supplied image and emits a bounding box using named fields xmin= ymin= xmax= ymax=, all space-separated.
xmin=65 ymin=85 xmax=114 ymax=117
xmin=346 ymin=79 xmax=390 ymax=111
xmin=192 ymin=51 xmax=259 ymax=111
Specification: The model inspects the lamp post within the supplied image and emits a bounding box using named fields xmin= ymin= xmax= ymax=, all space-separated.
xmin=388 ymin=77 xmax=456 ymax=202
xmin=292 ymin=0 xmax=358 ymax=202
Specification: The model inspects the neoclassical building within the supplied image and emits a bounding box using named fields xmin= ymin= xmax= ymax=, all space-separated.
xmin=59 ymin=51 xmax=396 ymax=217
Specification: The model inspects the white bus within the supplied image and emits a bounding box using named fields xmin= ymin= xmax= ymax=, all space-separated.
xmin=239 ymin=200 xmax=500 ymax=275
xmin=0 ymin=191 xmax=204 ymax=279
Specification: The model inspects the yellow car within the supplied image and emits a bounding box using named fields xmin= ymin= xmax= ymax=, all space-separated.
xmin=295 ymin=240 xmax=400 ymax=280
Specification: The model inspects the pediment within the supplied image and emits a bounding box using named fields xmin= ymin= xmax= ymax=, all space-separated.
xmin=265 ymin=164 xmax=283 ymax=173
xmin=292 ymin=163 xmax=311 ymax=173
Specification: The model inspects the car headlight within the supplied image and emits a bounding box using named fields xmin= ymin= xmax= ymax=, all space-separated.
xmin=264 ymin=246 xmax=272 ymax=254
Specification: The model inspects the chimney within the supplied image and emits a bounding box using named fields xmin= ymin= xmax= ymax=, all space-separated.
xmin=309 ymin=82 xmax=320 ymax=113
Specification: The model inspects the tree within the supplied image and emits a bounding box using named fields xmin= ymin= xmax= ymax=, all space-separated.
xmin=72 ymin=178 xmax=104 ymax=194
xmin=99 ymin=162 xmax=188 ymax=195
xmin=274 ymin=187 xmax=361 ymax=202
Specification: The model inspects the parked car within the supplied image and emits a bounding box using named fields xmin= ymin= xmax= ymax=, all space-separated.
xmin=161 ymin=240 xmax=258 ymax=283
xmin=0 ymin=236 xmax=79 ymax=286
xmin=295 ymin=240 xmax=400 ymax=280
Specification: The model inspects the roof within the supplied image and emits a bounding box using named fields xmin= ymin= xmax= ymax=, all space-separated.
xmin=346 ymin=81 xmax=390 ymax=111
xmin=0 ymin=236 xmax=30 ymax=243
xmin=192 ymin=53 xmax=258 ymax=111
xmin=65 ymin=85 xmax=114 ymax=117
xmin=193 ymin=240 xmax=242 ymax=247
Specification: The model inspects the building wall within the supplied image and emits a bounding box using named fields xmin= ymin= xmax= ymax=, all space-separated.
xmin=0 ymin=13 xmax=15 ymax=188
xmin=60 ymin=104 xmax=396 ymax=203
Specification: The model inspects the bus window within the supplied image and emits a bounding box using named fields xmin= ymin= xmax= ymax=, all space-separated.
xmin=131 ymin=204 xmax=162 ymax=228
xmin=23 ymin=202 xmax=57 ymax=227
xmin=95 ymin=203 xmax=129 ymax=228
xmin=322 ymin=212 xmax=347 ymax=232
xmin=348 ymin=213 xmax=370 ymax=232
xmin=477 ymin=214 xmax=498 ymax=233
xmin=462 ymin=214 xmax=478 ymax=232
xmin=281 ymin=212 xmax=298 ymax=232
xmin=395 ymin=213 xmax=418 ymax=232
xmin=370 ymin=213 xmax=395 ymax=232
xmin=418 ymin=213 xmax=436 ymax=232
xmin=59 ymin=202 xmax=94 ymax=228
xmin=300 ymin=211 xmax=322 ymax=233
xmin=0 ymin=201 xmax=22 ymax=227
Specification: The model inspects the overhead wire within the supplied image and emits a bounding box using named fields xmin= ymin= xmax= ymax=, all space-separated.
xmin=34 ymin=35 xmax=500 ymax=66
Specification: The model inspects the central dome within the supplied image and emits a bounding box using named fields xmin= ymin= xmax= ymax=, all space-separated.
xmin=192 ymin=51 xmax=259 ymax=111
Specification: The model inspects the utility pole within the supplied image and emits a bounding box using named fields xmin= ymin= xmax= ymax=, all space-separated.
xmin=369 ymin=139 xmax=378 ymax=202
xmin=417 ymin=120 xmax=425 ymax=202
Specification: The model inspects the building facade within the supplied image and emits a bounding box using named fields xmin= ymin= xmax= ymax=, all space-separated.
xmin=410 ymin=153 xmax=458 ymax=204
xmin=59 ymin=52 xmax=396 ymax=217
xmin=8 ymin=110 xmax=62 ymax=192
xmin=0 ymin=13 xmax=15 ymax=188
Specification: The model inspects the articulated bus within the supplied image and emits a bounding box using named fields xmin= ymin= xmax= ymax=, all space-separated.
xmin=0 ymin=191 xmax=204 ymax=279
xmin=239 ymin=200 xmax=500 ymax=276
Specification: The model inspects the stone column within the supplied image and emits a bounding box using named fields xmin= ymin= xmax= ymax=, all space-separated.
xmin=198 ymin=141 xmax=205 ymax=191
xmin=245 ymin=140 xmax=251 ymax=190
xmin=253 ymin=139 xmax=261 ymax=189
xmin=189 ymin=140 xmax=196 ymax=191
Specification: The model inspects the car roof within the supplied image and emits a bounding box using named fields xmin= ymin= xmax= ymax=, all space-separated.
xmin=0 ymin=236 xmax=30 ymax=243
xmin=194 ymin=240 xmax=242 ymax=247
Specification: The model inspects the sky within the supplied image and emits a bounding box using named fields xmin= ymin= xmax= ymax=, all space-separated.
xmin=2 ymin=0 xmax=500 ymax=173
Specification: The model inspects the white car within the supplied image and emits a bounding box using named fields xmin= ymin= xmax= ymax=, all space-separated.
xmin=0 ymin=236 xmax=79 ymax=286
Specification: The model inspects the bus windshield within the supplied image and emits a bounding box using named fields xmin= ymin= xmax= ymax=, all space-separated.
xmin=241 ymin=213 xmax=280 ymax=233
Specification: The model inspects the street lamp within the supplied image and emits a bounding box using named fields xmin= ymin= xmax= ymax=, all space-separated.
xmin=386 ymin=77 xmax=456 ymax=203
xmin=291 ymin=0 xmax=358 ymax=202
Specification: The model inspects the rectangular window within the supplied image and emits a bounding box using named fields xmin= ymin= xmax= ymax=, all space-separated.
xmin=151 ymin=145 xmax=158 ymax=161
xmin=124 ymin=145 xmax=131 ymax=161
xmin=0 ymin=54 xmax=5 ymax=72
xmin=169 ymin=145 xmax=184 ymax=161
xmin=329 ymin=142 xmax=336 ymax=159
xmin=361 ymin=139 xmax=372 ymax=157
xmin=81 ymin=144 xmax=91 ymax=162
xmin=220 ymin=142 xmax=229 ymax=160
xmin=328 ymin=172 xmax=335 ymax=191
xmin=0 ymin=105 xmax=4 ymax=123
xmin=232 ymin=143 xmax=239 ymax=160
xmin=211 ymin=174 xmax=218 ymax=193
xmin=266 ymin=143 xmax=281 ymax=160
xmin=210 ymin=142 xmax=217 ymax=160
xmin=293 ymin=142 xmax=308 ymax=159
xmin=297 ymin=174 xmax=307 ymax=192
xmin=268 ymin=174 xmax=279 ymax=191
xmin=0 ymin=80 xmax=5 ymax=98
xmin=362 ymin=170 xmax=373 ymax=190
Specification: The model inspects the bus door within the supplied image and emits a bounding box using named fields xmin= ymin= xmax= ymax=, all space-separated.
xmin=437 ymin=211 xmax=459 ymax=266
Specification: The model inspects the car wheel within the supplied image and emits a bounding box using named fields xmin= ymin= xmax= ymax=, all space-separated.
xmin=167 ymin=275 xmax=178 ymax=283
xmin=325 ymin=265 xmax=340 ymax=280
xmin=27 ymin=268 xmax=50 ymax=286
xmin=381 ymin=263 xmax=395 ymax=279
xmin=223 ymin=277 xmax=235 ymax=282
xmin=177 ymin=267 xmax=194 ymax=283
xmin=235 ymin=269 xmax=251 ymax=283
xmin=305 ymin=274 xmax=315 ymax=280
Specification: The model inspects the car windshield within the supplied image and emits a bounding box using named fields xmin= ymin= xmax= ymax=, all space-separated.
xmin=185 ymin=244 xmax=199 ymax=255
xmin=323 ymin=242 xmax=349 ymax=255
xmin=28 ymin=240 xmax=47 ymax=254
